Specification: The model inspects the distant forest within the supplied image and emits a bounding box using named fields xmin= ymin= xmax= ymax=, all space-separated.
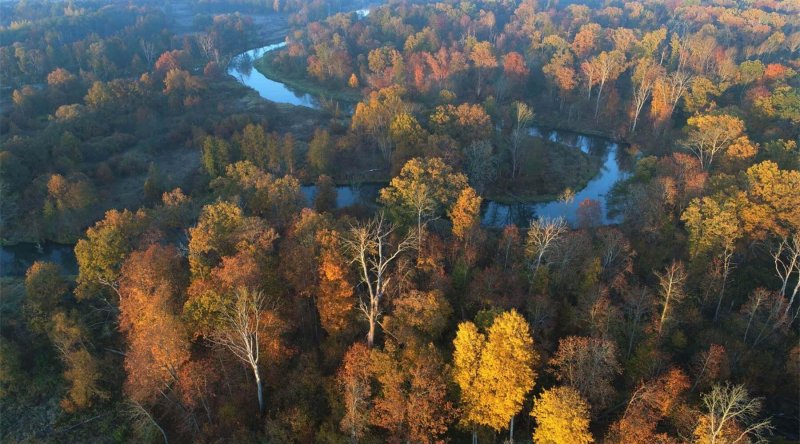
xmin=0 ymin=0 xmax=798 ymax=442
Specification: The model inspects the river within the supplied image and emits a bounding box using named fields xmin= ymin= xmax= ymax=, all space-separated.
xmin=227 ymin=11 xmax=629 ymax=227
xmin=481 ymin=127 xmax=627 ymax=227
xmin=1 ymin=6 xmax=630 ymax=276
xmin=298 ymin=128 xmax=628 ymax=227
xmin=226 ymin=8 xmax=370 ymax=108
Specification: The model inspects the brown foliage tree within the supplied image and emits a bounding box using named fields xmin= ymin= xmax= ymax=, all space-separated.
xmin=550 ymin=336 xmax=621 ymax=413
xmin=119 ymin=244 xmax=190 ymax=404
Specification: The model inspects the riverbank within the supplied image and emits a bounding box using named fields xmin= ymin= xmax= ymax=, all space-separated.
xmin=486 ymin=137 xmax=602 ymax=204
xmin=253 ymin=51 xmax=362 ymax=104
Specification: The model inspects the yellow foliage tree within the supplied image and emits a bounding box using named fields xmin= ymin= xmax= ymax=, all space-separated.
xmin=348 ymin=73 xmax=359 ymax=88
xmin=316 ymin=229 xmax=354 ymax=336
xmin=740 ymin=160 xmax=800 ymax=239
xmin=680 ymin=114 xmax=745 ymax=170
xmin=449 ymin=186 xmax=482 ymax=241
xmin=187 ymin=201 xmax=277 ymax=278
xmin=351 ymin=85 xmax=407 ymax=161
xmin=530 ymin=386 xmax=594 ymax=444
xmin=380 ymin=157 xmax=468 ymax=250
xmin=49 ymin=311 xmax=107 ymax=412
xmin=452 ymin=310 xmax=537 ymax=439
xmin=681 ymin=194 xmax=744 ymax=320
xmin=725 ymin=136 xmax=758 ymax=160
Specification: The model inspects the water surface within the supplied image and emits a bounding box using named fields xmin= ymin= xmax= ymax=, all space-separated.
xmin=228 ymin=8 xmax=371 ymax=107
xmin=481 ymin=128 xmax=628 ymax=227
xmin=1 ymin=243 xmax=78 ymax=277
xmin=0 ymin=5 xmax=629 ymax=277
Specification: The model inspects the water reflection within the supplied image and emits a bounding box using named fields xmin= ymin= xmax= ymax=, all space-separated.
xmin=0 ymin=243 xmax=78 ymax=277
xmin=482 ymin=128 xmax=628 ymax=227
xmin=301 ymin=183 xmax=382 ymax=208
xmin=228 ymin=41 xmax=320 ymax=107
xmin=228 ymin=8 xmax=371 ymax=108
xmin=0 ymin=127 xmax=627 ymax=276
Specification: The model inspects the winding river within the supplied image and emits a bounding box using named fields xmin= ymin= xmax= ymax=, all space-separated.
xmin=228 ymin=29 xmax=630 ymax=227
xmin=482 ymin=128 xmax=627 ymax=227
xmin=227 ymin=8 xmax=370 ymax=108
xmin=228 ymin=9 xmax=627 ymax=226
xmin=0 ymin=7 xmax=630 ymax=276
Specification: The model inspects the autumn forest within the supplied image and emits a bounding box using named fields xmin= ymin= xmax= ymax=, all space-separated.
xmin=0 ymin=0 xmax=799 ymax=442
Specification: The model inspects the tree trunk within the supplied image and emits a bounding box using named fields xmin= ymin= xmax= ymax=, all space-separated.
xmin=658 ymin=296 xmax=670 ymax=335
xmin=511 ymin=144 xmax=518 ymax=179
xmin=742 ymin=296 xmax=761 ymax=344
xmin=627 ymin=316 xmax=639 ymax=358
xmin=786 ymin=276 xmax=800 ymax=318
xmin=690 ymin=354 xmax=709 ymax=392
xmin=418 ymin=211 xmax=423 ymax=255
xmin=367 ymin=318 xmax=376 ymax=348
xmin=253 ymin=365 xmax=265 ymax=416
xmin=594 ymin=80 xmax=605 ymax=119
xmin=714 ymin=247 xmax=733 ymax=322
xmin=509 ymin=416 xmax=515 ymax=442
xmin=156 ymin=421 xmax=169 ymax=444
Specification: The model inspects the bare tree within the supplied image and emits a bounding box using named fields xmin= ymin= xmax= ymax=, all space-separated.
xmin=629 ymin=58 xmax=661 ymax=134
xmin=509 ymin=102 xmax=534 ymax=179
xmin=652 ymin=70 xmax=692 ymax=128
xmin=550 ymin=336 xmax=622 ymax=413
xmin=597 ymin=228 xmax=632 ymax=280
xmin=740 ymin=288 xmax=789 ymax=348
xmin=624 ymin=285 xmax=654 ymax=358
xmin=525 ymin=217 xmax=567 ymax=276
xmin=196 ymin=33 xmax=219 ymax=64
xmin=341 ymin=214 xmax=416 ymax=347
xmin=770 ymin=233 xmax=800 ymax=317
xmin=208 ymin=288 xmax=269 ymax=416
xmin=140 ymin=39 xmax=156 ymax=66
xmin=681 ymin=114 xmax=744 ymax=170
xmin=715 ymin=240 xmax=736 ymax=322
xmin=27 ymin=49 xmax=44 ymax=78
xmin=690 ymin=344 xmax=727 ymax=393
xmin=655 ymin=261 xmax=687 ymax=334
xmin=591 ymin=50 xmax=627 ymax=119
xmin=696 ymin=383 xmax=772 ymax=444
xmin=125 ymin=398 xmax=169 ymax=444
xmin=464 ymin=140 xmax=498 ymax=195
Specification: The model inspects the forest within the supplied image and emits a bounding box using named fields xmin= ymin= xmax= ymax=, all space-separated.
xmin=0 ymin=0 xmax=799 ymax=442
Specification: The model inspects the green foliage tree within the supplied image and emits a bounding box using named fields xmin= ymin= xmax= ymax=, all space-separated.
xmin=307 ymin=128 xmax=333 ymax=175
xmin=187 ymin=200 xmax=277 ymax=278
xmin=202 ymin=136 xmax=231 ymax=178
xmin=24 ymin=261 xmax=68 ymax=334
xmin=74 ymin=209 xmax=150 ymax=300
xmin=379 ymin=157 xmax=468 ymax=249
